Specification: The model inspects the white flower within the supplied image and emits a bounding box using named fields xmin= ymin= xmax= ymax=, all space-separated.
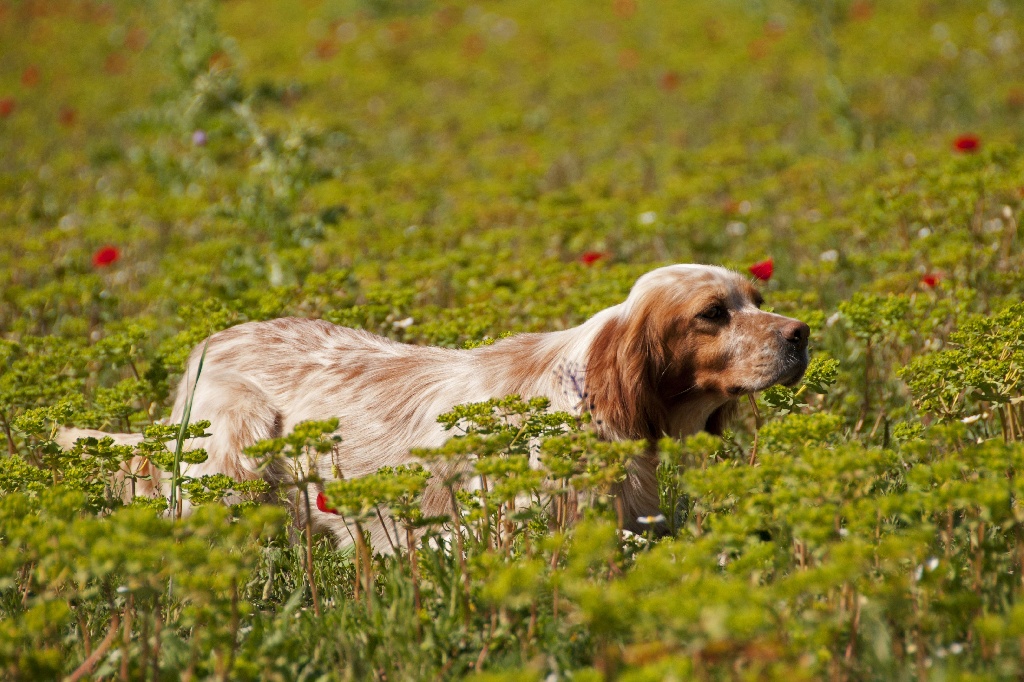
xmin=926 ymin=557 xmax=940 ymax=571
xmin=636 ymin=514 xmax=666 ymax=525
xmin=269 ymin=260 xmax=283 ymax=287
xmin=393 ymin=317 xmax=415 ymax=329
xmin=336 ymin=22 xmax=358 ymax=43
xmin=820 ymin=249 xmax=838 ymax=262
xmin=725 ymin=221 xmax=747 ymax=236
xmin=58 ymin=214 xmax=81 ymax=231
xmin=918 ymin=227 xmax=932 ymax=239
xmin=993 ymin=30 xmax=1017 ymax=54
xmin=983 ymin=218 xmax=1003 ymax=233
xmin=638 ymin=211 xmax=657 ymax=225
xmin=491 ymin=17 xmax=518 ymax=41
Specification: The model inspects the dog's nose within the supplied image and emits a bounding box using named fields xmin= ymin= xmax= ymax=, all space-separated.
xmin=782 ymin=320 xmax=810 ymax=349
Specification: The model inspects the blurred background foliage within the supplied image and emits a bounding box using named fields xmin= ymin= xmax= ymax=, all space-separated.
xmin=2 ymin=0 xmax=1023 ymax=341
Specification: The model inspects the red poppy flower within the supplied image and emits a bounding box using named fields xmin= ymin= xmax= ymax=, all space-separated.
xmin=580 ymin=251 xmax=604 ymax=265
xmin=462 ymin=33 xmax=485 ymax=59
xmin=953 ymin=134 xmax=980 ymax=153
xmin=124 ymin=26 xmax=147 ymax=52
xmin=208 ymin=51 xmax=231 ymax=70
xmin=0 ymin=98 xmax=13 ymax=118
xmin=618 ymin=49 xmax=640 ymax=70
xmin=92 ymin=245 xmax=120 ymax=267
xmin=613 ymin=0 xmax=637 ymax=19
xmin=316 ymin=491 xmax=339 ymax=515
xmin=1008 ymin=88 xmax=1024 ymax=111
xmin=747 ymin=38 xmax=770 ymax=60
xmin=314 ymin=38 xmax=338 ymax=60
xmin=58 ymin=106 xmax=77 ymax=128
xmin=21 ymin=65 xmax=39 ymax=87
xmin=659 ymin=71 xmax=680 ymax=92
xmin=763 ymin=20 xmax=785 ymax=38
xmin=749 ymin=258 xmax=773 ymax=281
xmin=388 ymin=20 xmax=411 ymax=45
xmin=921 ymin=273 xmax=942 ymax=288
xmin=104 ymin=53 xmax=127 ymax=75
xmin=849 ymin=0 xmax=873 ymax=21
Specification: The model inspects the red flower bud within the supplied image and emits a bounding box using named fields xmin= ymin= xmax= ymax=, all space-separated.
xmin=953 ymin=134 xmax=980 ymax=153
xmin=580 ymin=251 xmax=604 ymax=266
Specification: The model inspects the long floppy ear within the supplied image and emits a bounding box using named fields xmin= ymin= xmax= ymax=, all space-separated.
xmin=704 ymin=399 xmax=738 ymax=436
xmin=584 ymin=311 xmax=668 ymax=440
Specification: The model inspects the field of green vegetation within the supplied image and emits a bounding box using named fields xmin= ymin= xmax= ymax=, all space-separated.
xmin=4 ymin=0 xmax=1024 ymax=678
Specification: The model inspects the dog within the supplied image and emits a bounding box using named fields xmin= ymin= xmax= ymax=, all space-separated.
xmin=60 ymin=264 xmax=809 ymax=547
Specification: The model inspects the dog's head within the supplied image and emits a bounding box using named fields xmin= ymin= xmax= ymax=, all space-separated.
xmin=585 ymin=264 xmax=809 ymax=440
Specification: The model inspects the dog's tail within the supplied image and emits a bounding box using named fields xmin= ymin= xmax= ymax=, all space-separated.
xmin=55 ymin=426 xmax=146 ymax=450
xmin=56 ymin=427 xmax=163 ymax=501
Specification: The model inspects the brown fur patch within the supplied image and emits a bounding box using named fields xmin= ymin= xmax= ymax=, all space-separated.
xmin=584 ymin=309 xmax=668 ymax=440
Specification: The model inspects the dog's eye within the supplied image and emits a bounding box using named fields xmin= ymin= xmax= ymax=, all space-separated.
xmin=699 ymin=305 xmax=727 ymax=321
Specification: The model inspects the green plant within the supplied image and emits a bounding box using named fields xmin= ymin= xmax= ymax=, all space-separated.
xmin=4 ymin=0 xmax=1024 ymax=677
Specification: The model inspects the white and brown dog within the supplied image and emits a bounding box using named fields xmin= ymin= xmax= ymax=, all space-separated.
xmin=61 ymin=264 xmax=809 ymax=546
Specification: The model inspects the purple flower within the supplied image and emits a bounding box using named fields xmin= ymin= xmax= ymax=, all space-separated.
xmin=192 ymin=130 xmax=207 ymax=146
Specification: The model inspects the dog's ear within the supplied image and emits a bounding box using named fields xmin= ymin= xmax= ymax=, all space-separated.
xmin=585 ymin=312 xmax=667 ymax=440
xmin=703 ymin=399 xmax=738 ymax=436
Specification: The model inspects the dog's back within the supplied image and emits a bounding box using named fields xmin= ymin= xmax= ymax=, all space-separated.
xmin=61 ymin=317 xmax=568 ymax=544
